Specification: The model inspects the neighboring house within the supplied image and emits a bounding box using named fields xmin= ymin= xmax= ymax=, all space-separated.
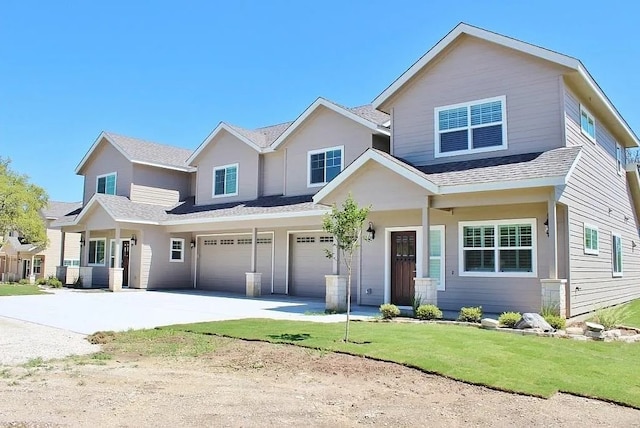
xmin=0 ymin=201 xmax=82 ymax=282
xmin=55 ymin=23 xmax=640 ymax=317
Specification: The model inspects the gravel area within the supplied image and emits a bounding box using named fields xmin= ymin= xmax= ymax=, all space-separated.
xmin=0 ymin=316 xmax=99 ymax=366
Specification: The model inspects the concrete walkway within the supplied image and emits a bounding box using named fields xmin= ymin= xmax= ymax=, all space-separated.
xmin=0 ymin=289 xmax=379 ymax=335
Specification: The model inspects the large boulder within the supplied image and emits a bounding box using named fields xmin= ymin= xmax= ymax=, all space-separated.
xmin=514 ymin=313 xmax=555 ymax=332
xmin=481 ymin=318 xmax=499 ymax=329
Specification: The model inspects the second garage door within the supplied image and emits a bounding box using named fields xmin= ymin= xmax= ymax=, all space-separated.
xmin=197 ymin=234 xmax=273 ymax=293
xmin=289 ymin=232 xmax=334 ymax=297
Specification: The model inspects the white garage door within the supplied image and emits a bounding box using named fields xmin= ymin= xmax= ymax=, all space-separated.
xmin=197 ymin=234 xmax=273 ymax=294
xmin=289 ymin=232 xmax=334 ymax=298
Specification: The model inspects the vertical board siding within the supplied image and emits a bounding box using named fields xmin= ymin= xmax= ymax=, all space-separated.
xmin=391 ymin=36 xmax=565 ymax=166
xmin=559 ymin=87 xmax=640 ymax=315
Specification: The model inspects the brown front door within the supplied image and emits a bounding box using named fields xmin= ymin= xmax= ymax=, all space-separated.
xmin=391 ymin=231 xmax=416 ymax=306
xmin=121 ymin=241 xmax=130 ymax=287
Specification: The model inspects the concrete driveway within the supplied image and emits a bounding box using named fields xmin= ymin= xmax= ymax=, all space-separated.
xmin=0 ymin=288 xmax=378 ymax=335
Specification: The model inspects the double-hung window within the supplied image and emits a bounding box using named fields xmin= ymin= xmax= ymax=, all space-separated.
xmin=435 ymin=96 xmax=507 ymax=157
xmin=612 ymin=233 xmax=623 ymax=277
xmin=580 ymin=105 xmax=596 ymax=142
xmin=584 ymin=224 xmax=599 ymax=255
xmin=308 ymin=146 xmax=344 ymax=187
xmin=170 ymin=238 xmax=184 ymax=262
xmin=213 ymin=164 xmax=238 ymax=197
xmin=459 ymin=219 xmax=535 ymax=277
xmin=88 ymin=238 xmax=106 ymax=266
xmin=96 ymin=172 xmax=117 ymax=195
xmin=33 ymin=258 xmax=42 ymax=274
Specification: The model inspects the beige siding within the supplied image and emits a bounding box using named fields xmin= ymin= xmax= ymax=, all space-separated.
xmin=137 ymin=227 xmax=193 ymax=289
xmin=131 ymin=164 xmax=191 ymax=204
xmin=41 ymin=226 xmax=62 ymax=278
xmin=390 ymin=35 xmax=566 ymax=166
xmin=192 ymin=131 xmax=259 ymax=205
xmin=130 ymin=184 xmax=180 ymax=207
xmin=261 ymin=151 xmax=284 ymax=196
xmin=282 ymin=107 xmax=373 ymax=196
xmin=81 ymin=141 xmax=133 ymax=205
xmin=559 ymin=87 xmax=640 ymax=316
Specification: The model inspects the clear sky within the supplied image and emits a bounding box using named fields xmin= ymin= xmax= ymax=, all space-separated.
xmin=1 ymin=1 xmax=639 ymax=202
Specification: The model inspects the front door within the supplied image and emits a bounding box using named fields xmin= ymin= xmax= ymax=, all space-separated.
xmin=22 ymin=259 xmax=31 ymax=279
xmin=391 ymin=231 xmax=416 ymax=306
xmin=121 ymin=241 xmax=130 ymax=287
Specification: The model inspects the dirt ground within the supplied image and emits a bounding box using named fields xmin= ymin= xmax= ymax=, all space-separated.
xmin=1 ymin=339 xmax=639 ymax=428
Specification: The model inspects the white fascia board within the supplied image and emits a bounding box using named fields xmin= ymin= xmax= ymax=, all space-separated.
xmin=564 ymin=149 xmax=583 ymax=183
xmin=161 ymin=209 xmax=330 ymax=226
xmin=440 ymin=176 xmax=567 ymax=195
xmin=131 ymin=160 xmax=195 ymax=173
xmin=75 ymin=132 xmax=131 ymax=174
xmin=113 ymin=218 xmax=161 ymax=225
xmin=187 ymin=123 xmax=263 ymax=165
xmin=270 ymin=98 xmax=381 ymax=150
xmin=372 ymin=23 xmax=579 ymax=110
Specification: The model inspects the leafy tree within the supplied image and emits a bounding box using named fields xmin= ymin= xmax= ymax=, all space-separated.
xmin=322 ymin=193 xmax=370 ymax=342
xmin=0 ymin=157 xmax=49 ymax=247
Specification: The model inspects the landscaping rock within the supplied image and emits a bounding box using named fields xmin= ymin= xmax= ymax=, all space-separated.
xmin=585 ymin=330 xmax=605 ymax=340
xmin=585 ymin=321 xmax=605 ymax=332
xmin=566 ymin=326 xmax=584 ymax=335
xmin=481 ymin=318 xmax=499 ymax=329
xmin=514 ymin=313 xmax=554 ymax=332
xmin=604 ymin=329 xmax=622 ymax=339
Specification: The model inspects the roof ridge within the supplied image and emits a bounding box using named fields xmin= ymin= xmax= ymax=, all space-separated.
xmin=103 ymin=131 xmax=192 ymax=152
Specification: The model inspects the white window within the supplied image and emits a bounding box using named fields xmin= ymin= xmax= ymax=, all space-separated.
xmin=308 ymin=146 xmax=344 ymax=187
xmin=580 ymin=105 xmax=596 ymax=142
xmin=435 ymin=96 xmax=507 ymax=158
xmin=88 ymin=238 xmax=106 ymax=266
xmin=96 ymin=172 xmax=117 ymax=195
xmin=616 ymin=143 xmax=623 ymax=174
xmin=33 ymin=258 xmax=42 ymax=274
xmin=213 ymin=164 xmax=238 ymax=197
xmin=459 ymin=219 xmax=536 ymax=277
xmin=170 ymin=238 xmax=184 ymax=262
xmin=584 ymin=224 xmax=599 ymax=255
xmin=63 ymin=259 xmax=80 ymax=267
xmin=612 ymin=233 xmax=623 ymax=277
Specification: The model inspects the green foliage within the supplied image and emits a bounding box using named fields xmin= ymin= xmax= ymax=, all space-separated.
xmin=36 ymin=277 xmax=48 ymax=285
xmin=592 ymin=306 xmax=629 ymax=330
xmin=458 ymin=306 xmax=483 ymax=323
xmin=0 ymin=157 xmax=49 ymax=247
xmin=46 ymin=276 xmax=62 ymax=288
xmin=498 ymin=312 xmax=521 ymax=328
xmin=379 ymin=304 xmax=400 ymax=319
xmin=0 ymin=283 xmax=47 ymax=296
xmin=18 ymin=278 xmax=29 ymax=285
xmin=541 ymin=303 xmax=561 ymax=318
xmin=415 ymin=304 xmax=443 ymax=320
xmin=543 ymin=314 xmax=566 ymax=330
xmin=411 ymin=294 xmax=422 ymax=317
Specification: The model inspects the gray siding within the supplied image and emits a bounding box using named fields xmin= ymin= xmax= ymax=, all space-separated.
xmin=130 ymin=184 xmax=180 ymax=207
xmin=81 ymin=141 xmax=133 ymax=205
xmin=261 ymin=151 xmax=284 ymax=196
xmin=131 ymin=164 xmax=191 ymax=204
xmin=390 ymin=35 xmax=566 ymax=166
xmin=559 ymin=87 xmax=640 ymax=316
xmin=139 ymin=227 xmax=193 ymax=289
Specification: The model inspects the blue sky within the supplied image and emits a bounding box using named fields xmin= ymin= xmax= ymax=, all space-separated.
xmin=1 ymin=1 xmax=638 ymax=202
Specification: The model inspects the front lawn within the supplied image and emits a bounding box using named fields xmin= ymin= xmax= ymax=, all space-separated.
xmin=164 ymin=319 xmax=640 ymax=408
xmin=598 ymin=299 xmax=640 ymax=329
xmin=0 ymin=283 xmax=47 ymax=296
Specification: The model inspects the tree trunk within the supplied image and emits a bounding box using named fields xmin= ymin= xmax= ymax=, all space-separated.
xmin=345 ymin=254 xmax=352 ymax=342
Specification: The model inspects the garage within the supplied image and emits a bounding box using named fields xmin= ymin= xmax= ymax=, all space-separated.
xmin=288 ymin=232 xmax=334 ymax=297
xmin=197 ymin=234 xmax=273 ymax=294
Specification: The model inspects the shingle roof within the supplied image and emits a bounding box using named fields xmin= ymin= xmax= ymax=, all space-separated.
xmin=348 ymin=105 xmax=390 ymax=126
xmin=3 ymin=236 xmax=38 ymax=253
xmin=93 ymin=194 xmax=171 ymax=223
xmin=42 ymin=201 xmax=83 ymax=219
xmin=103 ymin=132 xmax=195 ymax=171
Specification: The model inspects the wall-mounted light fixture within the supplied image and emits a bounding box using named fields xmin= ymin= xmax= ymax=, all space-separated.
xmin=609 ymin=208 xmax=613 ymax=214
xmin=544 ymin=218 xmax=549 ymax=237
xmin=633 ymin=241 xmax=637 ymax=250
xmin=366 ymin=222 xmax=376 ymax=240
xmin=79 ymin=236 xmax=85 ymax=246
xmin=130 ymin=234 xmax=137 ymax=246
xmin=190 ymin=240 xmax=196 ymax=249
xmin=624 ymin=215 xmax=630 ymax=222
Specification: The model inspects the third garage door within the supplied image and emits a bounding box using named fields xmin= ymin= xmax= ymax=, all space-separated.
xmin=289 ymin=232 xmax=334 ymax=297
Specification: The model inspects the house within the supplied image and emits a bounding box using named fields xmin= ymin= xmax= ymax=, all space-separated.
xmin=55 ymin=23 xmax=640 ymax=318
xmin=0 ymin=201 xmax=82 ymax=283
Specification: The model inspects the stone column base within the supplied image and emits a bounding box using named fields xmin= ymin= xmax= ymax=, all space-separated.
xmin=414 ymin=277 xmax=438 ymax=306
xmin=540 ymin=279 xmax=567 ymax=318
xmin=325 ymin=275 xmax=347 ymax=312
xmin=246 ymin=272 xmax=262 ymax=297
xmin=78 ymin=267 xmax=93 ymax=288
xmin=109 ymin=268 xmax=124 ymax=292
xmin=56 ymin=266 xmax=67 ymax=283
xmin=29 ymin=275 xmax=36 ymax=285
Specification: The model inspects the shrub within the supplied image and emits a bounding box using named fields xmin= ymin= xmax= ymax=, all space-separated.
xmin=36 ymin=277 xmax=48 ymax=286
xmin=458 ymin=306 xmax=483 ymax=323
xmin=415 ymin=304 xmax=443 ymax=320
xmin=18 ymin=279 xmax=29 ymax=285
xmin=379 ymin=304 xmax=401 ymax=320
xmin=543 ymin=314 xmax=566 ymax=330
xmin=498 ymin=312 xmax=521 ymax=328
xmin=411 ymin=295 xmax=423 ymax=317
xmin=47 ymin=277 xmax=63 ymax=288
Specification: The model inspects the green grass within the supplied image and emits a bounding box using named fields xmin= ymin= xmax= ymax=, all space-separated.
xmin=602 ymin=299 xmax=640 ymax=329
xmin=0 ymin=283 xmax=47 ymax=296
xmin=162 ymin=319 xmax=640 ymax=408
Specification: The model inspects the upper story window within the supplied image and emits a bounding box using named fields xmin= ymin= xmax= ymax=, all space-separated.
xmin=616 ymin=143 xmax=623 ymax=174
xmin=580 ymin=105 xmax=596 ymax=143
xmin=96 ymin=172 xmax=116 ymax=195
xmin=308 ymin=146 xmax=344 ymax=187
xmin=213 ymin=164 xmax=238 ymax=197
xmin=435 ymin=96 xmax=507 ymax=158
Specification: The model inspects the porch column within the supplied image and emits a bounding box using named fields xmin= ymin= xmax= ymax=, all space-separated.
xmin=29 ymin=255 xmax=35 ymax=284
xmin=79 ymin=229 xmax=93 ymax=288
xmin=59 ymin=231 xmax=66 ymax=267
xmin=246 ymin=227 xmax=261 ymax=297
xmin=547 ymin=193 xmax=558 ymax=279
xmin=540 ymin=192 xmax=566 ymax=317
xmin=415 ymin=196 xmax=437 ymax=306
xmin=82 ymin=229 xmax=90 ymax=267
xmin=109 ymin=227 xmax=123 ymax=292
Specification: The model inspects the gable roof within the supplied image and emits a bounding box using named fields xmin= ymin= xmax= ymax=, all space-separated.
xmin=41 ymin=201 xmax=83 ymax=220
xmin=372 ymin=22 xmax=639 ymax=148
xmin=76 ymin=132 xmax=195 ymax=174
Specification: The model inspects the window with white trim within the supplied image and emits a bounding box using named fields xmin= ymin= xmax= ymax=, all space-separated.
xmin=459 ymin=219 xmax=535 ymax=276
xmin=170 ymin=238 xmax=184 ymax=262
xmin=88 ymin=238 xmax=106 ymax=266
xmin=63 ymin=259 xmax=80 ymax=267
xmin=96 ymin=173 xmax=117 ymax=195
xmin=213 ymin=164 xmax=238 ymax=197
xmin=584 ymin=224 xmax=599 ymax=255
xmin=308 ymin=146 xmax=344 ymax=186
xmin=612 ymin=233 xmax=623 ymax=277
xmin=435 ymin=96 xmax=507 ymax=157
xmin=616 ymin=143 xmax=623 ymax=174
xmin=580 ymin=105 xmax=596 ymax=142
xmin=33 ymin=257 xmax=42 ymax=274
